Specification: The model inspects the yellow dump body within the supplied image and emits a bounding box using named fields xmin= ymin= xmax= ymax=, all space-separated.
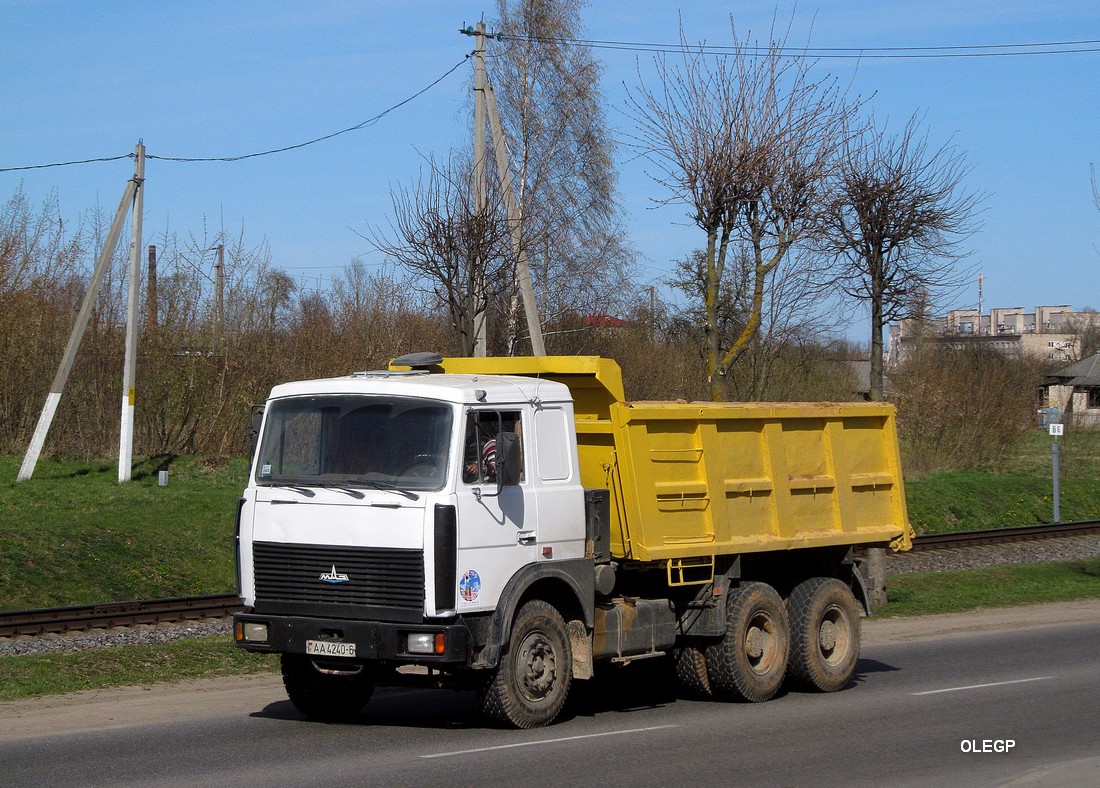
xmin=425 ymin=356 xmax=913 ymax=563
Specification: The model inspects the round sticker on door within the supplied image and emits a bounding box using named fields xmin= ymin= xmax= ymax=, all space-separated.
xmin=459 ymin=570 xmax=481 ymax=603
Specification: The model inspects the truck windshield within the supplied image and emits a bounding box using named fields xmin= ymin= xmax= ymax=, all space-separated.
xmin=255 ymin=395 xmax=453 ymax=492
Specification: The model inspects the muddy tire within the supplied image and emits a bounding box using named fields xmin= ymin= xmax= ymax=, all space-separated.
xmin=673 ymin=641 xmax=714 ymax=698
xmin=787 ymin=577 xmax=861 ymax=692
xmin=281 ymin=654 xmax=374 ymax=722
xmin=481 ymin=600 xmax=573 ymax=728
xmin=705 ymin=582 xmax=789 ymax=702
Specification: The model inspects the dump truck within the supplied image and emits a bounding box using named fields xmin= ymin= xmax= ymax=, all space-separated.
xmin=233 ymin=354 xmax=912 ymax=728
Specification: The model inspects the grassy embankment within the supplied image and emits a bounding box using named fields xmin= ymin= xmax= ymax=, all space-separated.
xmin=888 ymin=429 xmax=1100 ymax=613
xmin=1 ymin=428 xmax=1099 ymax=700
xmin=0 ymin=454 xmax=243 ymax=610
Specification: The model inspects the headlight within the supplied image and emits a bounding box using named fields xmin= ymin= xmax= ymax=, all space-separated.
xmin=236 ymin=622 xmax=269 ymax=642
xmin=407 ymin=632 xmax=445 ymax=654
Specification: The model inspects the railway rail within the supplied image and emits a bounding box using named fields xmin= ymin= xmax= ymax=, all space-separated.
xmin=2 ymin=521 xmax=1098 ymax=638
xmin=911 ymin=519 xmax=1100 ymax=552
xmin=0 ymin=593 xmax=243 ymax=638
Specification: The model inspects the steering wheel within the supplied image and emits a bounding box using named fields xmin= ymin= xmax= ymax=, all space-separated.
xmin=399 ymin=455 xmax=441 ymax=479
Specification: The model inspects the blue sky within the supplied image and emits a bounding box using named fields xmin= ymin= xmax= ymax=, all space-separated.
xmin=3 ymin=0 xmax=1099 ymax=341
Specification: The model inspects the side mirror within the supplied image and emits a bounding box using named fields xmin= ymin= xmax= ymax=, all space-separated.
xmin=496 ymin=431 xmax=522 ymax=491
xmin=248 ymin=405 xmax=265 ymax=466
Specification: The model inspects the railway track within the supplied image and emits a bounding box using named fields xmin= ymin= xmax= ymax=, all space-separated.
xmin=2 ymin=521 xmax=1098 ymax=637
xmin=0 ymin=593 xmax=243 ymax=638
xmin=911 ymin=519 xmax=1100 ymax=551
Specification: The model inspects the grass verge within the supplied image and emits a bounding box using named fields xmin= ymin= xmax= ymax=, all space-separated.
xmin=880 ymin=556 xmax=1100 ymax=617
xmin=2 ymin=557 xmax=1099 ymax=703
xmin=0 ymin=637 xmax=278 ymax=703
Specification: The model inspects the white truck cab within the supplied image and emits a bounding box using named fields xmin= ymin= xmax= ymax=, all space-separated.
xmin=234 ymin=360 xmax=596 ymax=726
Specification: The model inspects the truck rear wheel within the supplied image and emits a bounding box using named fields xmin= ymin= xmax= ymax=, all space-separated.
xmin=281 ymin=654 xmax=374 ymax=722
xmin=787 ymin=577 xmax=861 ymax=692
xmin=673 ymin=642 xmax=714 ymax=698
xmin=481 ymin=600 xmax=572 ymax=728
xmin=705 ymin=582 xmax=789 ymax=702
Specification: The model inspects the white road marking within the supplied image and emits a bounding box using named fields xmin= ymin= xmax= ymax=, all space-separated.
xmin=912 ymin=676 xmax=1055 ymax=696
xmin=421 ymin=724 xmax=680 ymax=759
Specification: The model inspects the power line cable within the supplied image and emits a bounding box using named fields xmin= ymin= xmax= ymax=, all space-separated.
xmin=148 ymin=55 xmax=471 ymax=163
xmin=0 ymin=55 xmax=471 ymax=173
xmin=0 ymin=154 xmax=133 ymax=173
xmin=498 ymin=32 xmax=1100 ymax=59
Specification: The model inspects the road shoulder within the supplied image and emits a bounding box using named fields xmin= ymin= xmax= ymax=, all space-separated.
xmin=862 ymin=598 xmax=1100 ymax=645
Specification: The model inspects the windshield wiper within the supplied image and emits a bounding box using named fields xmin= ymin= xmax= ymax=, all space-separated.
xmin=354 ymin=479 xmax=419 ymax=500
xmin=313 ymin=482 xmax=365 ymax=499
xmin=269 ymin=483 xmax=316 ymax=497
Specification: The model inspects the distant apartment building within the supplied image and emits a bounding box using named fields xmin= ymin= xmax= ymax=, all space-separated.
xmin=887 ymin=305 xmax=1093 ymax=368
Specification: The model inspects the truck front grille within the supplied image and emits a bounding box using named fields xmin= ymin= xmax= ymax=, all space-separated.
xmin=252 ymin=541 xmax=424 ymax=619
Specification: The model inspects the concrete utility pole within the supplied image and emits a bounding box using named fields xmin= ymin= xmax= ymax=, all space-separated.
xmin=18 ymin=144 xmax=144 ymax=482
xmin=118 ymin=142 xmax=146 ymax=482
xmin=485 ymin=80 xmax=545 ymax=356
xmin=472 ymin=21 xmax=489 ymax=357
xmin=461 ymin=22 xmax=547 ymax=357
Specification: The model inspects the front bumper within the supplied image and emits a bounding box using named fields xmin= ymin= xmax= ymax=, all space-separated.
xmin=233 ymin=611 xmax=470 ymax=664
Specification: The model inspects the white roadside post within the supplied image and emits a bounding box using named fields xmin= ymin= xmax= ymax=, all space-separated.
xmin=1049 ymin=409 xmax=1063 ymax=522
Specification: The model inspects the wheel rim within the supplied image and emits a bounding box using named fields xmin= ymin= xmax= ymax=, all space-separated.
xmin=744 ymin=612 xmax=781 ymax=676
xmin=518 ymin=630 xmax=558 ymax=701
xmin=817 ymin=604 xmax=851 ymax=667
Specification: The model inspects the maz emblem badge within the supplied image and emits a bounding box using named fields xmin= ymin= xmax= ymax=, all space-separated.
xmin=319 ymin=565 xmax=350 ymax=584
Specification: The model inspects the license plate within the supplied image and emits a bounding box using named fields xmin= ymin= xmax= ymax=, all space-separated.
xmin=306 ymin=639 xmax=356 ymax=657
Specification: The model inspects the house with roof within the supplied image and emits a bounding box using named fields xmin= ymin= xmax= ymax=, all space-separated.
xmin=1045 ymin=353 xmax=1100 ymax=427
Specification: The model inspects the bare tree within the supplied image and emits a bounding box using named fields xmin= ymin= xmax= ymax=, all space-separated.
xmin=1065 ymin=308 xmax=1100 ymax=359
xmin=369 ymin=153 xmax=513 ymax=355
xmin=669 ymin=244 xmax=846 ymax=400
xmin=819 ymin=114 xmax=980 ymax=400
xmin=891 ymin=341 xmax=1040 ymax=474
xmin=489 ymin=0 xmax=634 ymax=350
xmin=263 ymin=271 xmax=296 ymax=333
xmin=626 ymin=23 xmax=856 ymax=400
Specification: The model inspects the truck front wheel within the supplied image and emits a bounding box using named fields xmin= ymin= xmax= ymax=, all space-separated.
xmin=481 ymin=600 xmax=573 ymax=728
xmin=787 ymin=577 xmax=861 ymax=692
xmin=705 ymin=582 xmax=789 ymax=702
xmin=281 ymin=654 xmax=374 ymax=722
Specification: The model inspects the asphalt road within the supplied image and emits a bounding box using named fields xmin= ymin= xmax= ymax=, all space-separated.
xmin=3 ymin=603 xmax=1099 ymax=787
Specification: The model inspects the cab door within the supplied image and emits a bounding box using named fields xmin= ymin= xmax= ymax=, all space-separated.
xmin=453 ymin=408 xmax=536 ymax=613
